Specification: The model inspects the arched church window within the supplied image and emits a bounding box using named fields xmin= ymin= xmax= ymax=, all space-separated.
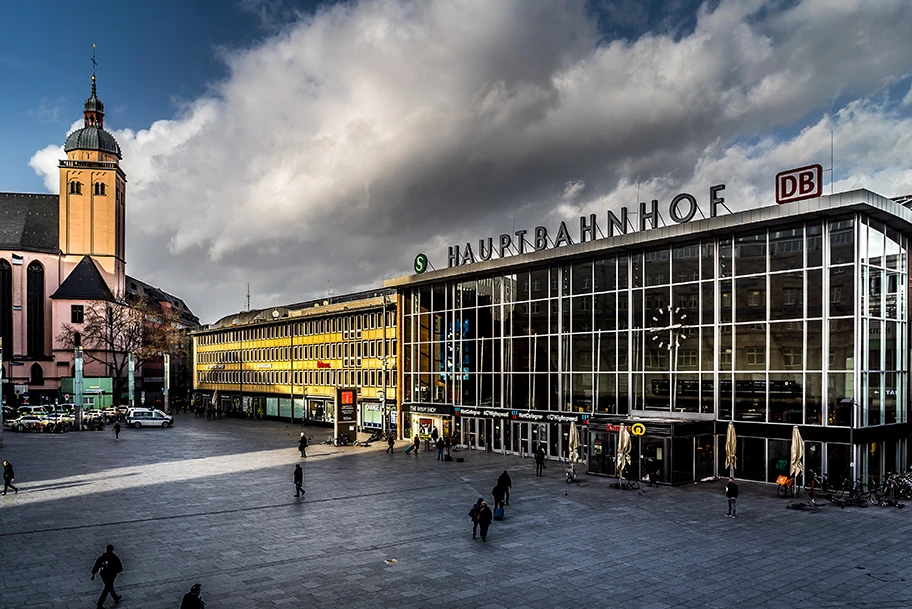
xmin=94 ymin=182 xmax=106 ymax=196
xmin=69 ymin=181 xmax=82 ymax=195
xmin=29 ymin=363 xmax=44 ymax=386
xmin=0 ymin=259 xmax=11 ymax=357
xmin=27 ymin=261 xmax=45 ymax=357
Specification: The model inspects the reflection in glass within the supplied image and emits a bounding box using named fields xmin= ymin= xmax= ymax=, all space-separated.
xmin=829 ymin=218 xmax=854 ymax=265
xmin=736 ymin=277 xmax=766 ymax=322
xmin=673 ymin=243 xmax=700 ymax=283
xmin=770 ymin=322 xmax=803 ymax=370
xmin=807 ymin=223 xmax=823 ymax=266
xmin=827 ymin=373 xmax=853 ymax=426
xmin=769 ymin=272 xmax=802 ymax=320
xmin=644 ymin=249 xmax=669 ymax=286
xmin=829 ymin=266 xmax=854 ymax=316
xmin=734 ymin=373 xmax=765 ymax=421
xmin=769 ymin=228 xmax=803 ymax=271
xmin=735 ymin=324 xmax=766 ymax=370
xmin=807 ymin=269 xmax=823 ymax=318
xmin=828 ymin=319 xmax=853 ymax=370
xmin=735 ymin=233 xmax=767 ymax=276
xmin=806 ymin=373 xmax=822 ymax=425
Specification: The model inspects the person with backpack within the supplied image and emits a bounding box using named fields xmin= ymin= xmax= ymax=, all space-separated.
xmin=90 ymin=544 xmax=124 ymax=608
xmin=468 ymin=497 xmax=484 ymax=539
xmin=298 ymin=432 xmax=308 ymax=458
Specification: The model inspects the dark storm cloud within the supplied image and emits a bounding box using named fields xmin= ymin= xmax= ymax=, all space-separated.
xmin=30 ymin=0 xmax=912 ymax=322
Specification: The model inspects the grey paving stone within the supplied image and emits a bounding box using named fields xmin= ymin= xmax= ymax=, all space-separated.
xmin=1 ymin=416 xmax=911 ymax=609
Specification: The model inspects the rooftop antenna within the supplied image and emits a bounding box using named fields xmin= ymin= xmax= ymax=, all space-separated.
xmin=328 ymin=279 xmax=334 ymax=305
xmin=246 ymin=283 xmax=250 ymax=312
xmin=824 ymin=129 xmax=835 ymax=195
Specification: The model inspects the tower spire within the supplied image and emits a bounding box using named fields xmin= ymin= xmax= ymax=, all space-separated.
xmin=91 ymin=43 xmax=97 ymax=97
xmin=83 ymin=43 xmax=104 ymax=128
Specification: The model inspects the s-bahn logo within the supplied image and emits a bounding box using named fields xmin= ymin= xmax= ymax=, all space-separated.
xmin=776 ymin=164 xmax=823 ymax=205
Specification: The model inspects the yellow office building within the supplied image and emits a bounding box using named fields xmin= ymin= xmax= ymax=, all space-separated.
xmin=191 ymin=288 xmax=398 ymax=431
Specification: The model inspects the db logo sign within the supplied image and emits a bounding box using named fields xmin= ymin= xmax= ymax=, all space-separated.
xmin=776 ymin=164 xmax=823 ymax=205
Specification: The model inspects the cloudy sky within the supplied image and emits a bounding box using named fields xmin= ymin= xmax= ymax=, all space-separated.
xmin=5 ymin=0 xmax=912 ymax=323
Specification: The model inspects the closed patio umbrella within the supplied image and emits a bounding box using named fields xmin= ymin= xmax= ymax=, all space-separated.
xmin=616 ymin=424 xmax=631 ymax=480
xmin=725 ymin=422 xmax=737 ymax=478
xmin=569 ymin=422 xmax=580 ymax=464
xmin=790 ymin=426 xmax=804 ymax=498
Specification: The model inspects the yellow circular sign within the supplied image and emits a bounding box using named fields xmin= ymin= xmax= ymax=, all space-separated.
xmin=631 ymin=423 xmax=646 ymax=436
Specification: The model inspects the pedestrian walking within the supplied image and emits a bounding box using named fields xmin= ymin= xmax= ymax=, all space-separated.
xmin=468 ymin=497 xmax=483 ymax=539
xmin=2 ymin=460 xmax=18 ymax=495
xmin=436 ymin=437 xmax=445 ymax=460
xmin=298 ymin=432 xmax=308 ymax=458
xmin=444 ymin=433 xmax=451 ymax=457
xmin=90 ymin=544 xmax=123 ymax=608
xmin=386 ymin=434 xmax=395 ymax=454
xmin=477 ymin=500 xmax=493 ymax=541
xmin=180 ymin=583 xmax=206 ymax=609
xmin=497 ymin=470 xmax=512 ymax=505
xmin=534 ymin=446 xmax=545 ymax=477
xmin=413 ymin=434 xmax=420 ymax=455
xmin=113 ymin=421 xmax=121 ymax=441
xmin=491 ymin=484 xmax=506 ymax=510
xmin=293 ymin=464 xmax=305 ymax=498
xmin=725 ymin=477 xmax=739 ymax=518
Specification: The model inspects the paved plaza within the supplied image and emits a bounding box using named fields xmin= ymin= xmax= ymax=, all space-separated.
xmin=1 ymin=416 xmax=911 ymax=609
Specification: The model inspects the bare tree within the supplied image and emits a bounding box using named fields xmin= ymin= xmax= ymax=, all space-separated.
xmin=58 ymin=296 xmax=188 ymax=403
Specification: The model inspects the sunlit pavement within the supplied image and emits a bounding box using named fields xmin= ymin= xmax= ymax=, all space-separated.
xmin=1 ymin=416 xmax=911 ymax=609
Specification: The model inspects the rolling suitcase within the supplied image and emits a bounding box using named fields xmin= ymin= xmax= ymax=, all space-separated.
xmin=404 ymin=445 xmax=413 ymax=455
xmin=493 ymin=507 xmax=504 ymax=520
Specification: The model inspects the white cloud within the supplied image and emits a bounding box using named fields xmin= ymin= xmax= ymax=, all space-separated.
xmin=29 ymin=0 xmax=912 ymax=322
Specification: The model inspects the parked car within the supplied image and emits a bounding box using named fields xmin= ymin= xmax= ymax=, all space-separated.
xmin=10 ymin=415 xmax=47 ymax=432
xmin=126 ymin=408 xmax=174 ymax=428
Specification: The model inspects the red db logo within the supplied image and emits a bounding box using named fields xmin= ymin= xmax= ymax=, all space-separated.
xmin=776 ymin=164 xmax=823 ymax=205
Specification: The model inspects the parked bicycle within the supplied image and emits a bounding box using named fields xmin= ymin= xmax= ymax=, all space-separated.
xmin=611 ymin=477 xmax=640 ymax=491
xmin=776 ymin=474 xmax=800 ymax=498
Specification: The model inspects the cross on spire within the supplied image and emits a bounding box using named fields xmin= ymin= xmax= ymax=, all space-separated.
xmin=91 ymin=43 xmax=97 ymax=94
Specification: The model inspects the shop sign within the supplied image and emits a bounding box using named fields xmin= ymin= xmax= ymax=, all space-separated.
xmin=456 ymin=407 xmax=587 ymax=423
xmin=776 ymin=164 xmax=822 ymax=204
xmin=403 ymin=403 xmax=455 ymax=415
xmin=336 ymin=388 xmax=357 ymax=423
xmin=443 ymin=185 xmax=728 ymax=268
xmin=256 ymin=363 xmax=272 ymax=369
xmin=208 ymin=364 xmax=225 ymax=370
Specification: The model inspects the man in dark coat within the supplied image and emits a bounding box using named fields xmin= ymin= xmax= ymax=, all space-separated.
xmin=491 ymin=484 xmax=506 ymax=510
xmin=298 ymin=433 xmax=308 ymax=458
xmin=90 ymin=544 xmax=123 ymax=608
xmin=477 ymin=501 xmax=493 ymax=541
xmin=534 ymin=447 xmax=545 ymax=477
xmin=497 ymin=470 xmax=512 ymax=505
xmin=436 ymin=437 xmax=445 ymax=460
xmin=293 ymin=464 xmax=304 ymax=498
xmin=113 ymin=421 xmax=121 ymax=441
xmin=468 ymin=497 xmax=484 ymax=539
xmin=725 ymin=477 xmax=739 ymax=518
xmin=386 ymin=434 xmax=395 ymax=454
xmin=2 ymin=460 xmax=18 ymax=495
xmin=412 ymin=434 xmax=420 ymax=455
xmin=180 ymin=583 xmax=206 ymax=609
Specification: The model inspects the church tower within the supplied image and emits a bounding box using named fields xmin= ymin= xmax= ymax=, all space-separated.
xmin=58 ymin=67 xmax=126 ymax=297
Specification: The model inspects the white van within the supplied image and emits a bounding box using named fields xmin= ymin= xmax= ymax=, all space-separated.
xmin=126 ymin=408 xmax=174 ymax=428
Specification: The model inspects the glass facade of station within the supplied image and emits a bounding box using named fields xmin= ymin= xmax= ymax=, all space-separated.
xmin=398 ymin=205 xmax=910 ymax=484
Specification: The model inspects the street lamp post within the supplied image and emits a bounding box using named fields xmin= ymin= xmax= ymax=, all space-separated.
xmin=0 ymin=338 xmax=4 ymax=447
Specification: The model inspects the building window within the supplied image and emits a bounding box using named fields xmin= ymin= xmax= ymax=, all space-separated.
xmin=71 ymin=304 xmax=85 ymax=324
xmin=27 ymin=262 xmax=45 ymax=356
xmin=746 ymin=347 xmax=766 ymax=366
xmin=29 ymin=363 xmax=43 ymax=386
xmin=94 ymin=182 xmax=106 ymax=196
xmin=69 ymin=181 xmax=82 ymax=195
xmin=0 ymin=259 xmax=10 ymax=357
